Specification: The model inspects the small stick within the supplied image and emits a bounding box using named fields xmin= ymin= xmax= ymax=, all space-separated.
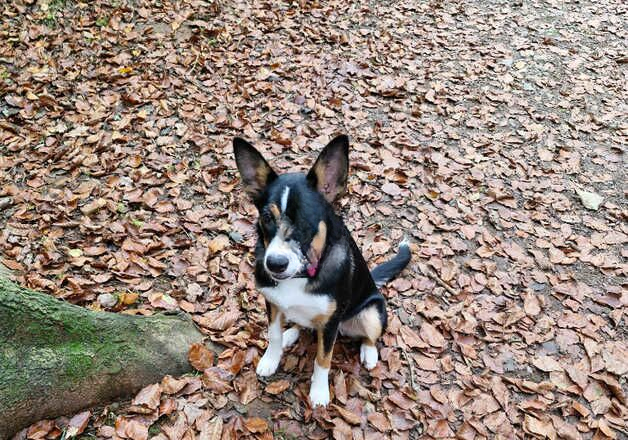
xmin=420 ymin=263 xmax=457 ymax=297
xmin=402 ymin=348 xmax=418 ymax=392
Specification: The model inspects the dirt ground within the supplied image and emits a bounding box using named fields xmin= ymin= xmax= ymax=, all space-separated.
xmin=1 ymin=0 xmax=626 ymax=439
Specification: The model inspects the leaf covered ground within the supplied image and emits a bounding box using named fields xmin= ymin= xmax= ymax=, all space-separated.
xmin=1 ymin=0 xmax=626 ymax=439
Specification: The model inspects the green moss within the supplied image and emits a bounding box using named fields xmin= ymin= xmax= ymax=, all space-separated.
xmin=62 ymin=342 xmax=95 ymax=380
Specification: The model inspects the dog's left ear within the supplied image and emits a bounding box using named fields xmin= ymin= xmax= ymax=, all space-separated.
xmin=307 ymin=135 xmax=349 ymax=203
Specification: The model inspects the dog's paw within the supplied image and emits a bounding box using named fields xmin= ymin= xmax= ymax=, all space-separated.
xmin=309 ymin=383 xmax=330 ymax=407
xmin=256 ymin=350 xmax=281 ymax=376
xmin=360 ymin=343 xmax=378 ymax=370
xmin=282 ymin=327 xmax=300 ymax=349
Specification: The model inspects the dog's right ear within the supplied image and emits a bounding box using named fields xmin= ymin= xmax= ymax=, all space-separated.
xmin=233 ymin=138 xmax=277 ymax=203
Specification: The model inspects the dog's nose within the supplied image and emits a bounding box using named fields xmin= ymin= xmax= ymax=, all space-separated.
xmin=266 ymin=254 xmax=289 ymax=273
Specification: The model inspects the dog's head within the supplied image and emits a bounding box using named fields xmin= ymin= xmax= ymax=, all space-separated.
xmin=233 ymin=135 xmax=349 ymax=281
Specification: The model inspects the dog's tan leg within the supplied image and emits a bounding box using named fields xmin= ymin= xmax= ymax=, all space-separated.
xmin=339 ymin=304 xmax=384 ymax=370
xmin=256 ymin=304 xmax=284 ymax=376
xmin=309 ymin=322 xmax=338 ymax=407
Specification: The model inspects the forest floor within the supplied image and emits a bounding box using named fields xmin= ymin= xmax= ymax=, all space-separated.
xmin=1 ymin=0 xmax=626 ymax=439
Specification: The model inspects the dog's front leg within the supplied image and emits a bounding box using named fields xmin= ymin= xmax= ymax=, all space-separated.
xmin=310 ymin=321 xmax=338 ymax=407
xmin=256 ymin=303 xmax=284 ymax=376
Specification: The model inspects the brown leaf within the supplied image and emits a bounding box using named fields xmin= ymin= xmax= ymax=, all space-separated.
xmin=65 ymin=411 xmax=91 ymax=438
xmin=195 ymin=309 xmax=240 ymax=331
xmin=161 ymin=375 xmax=189 ymax=394
xmin=132 ymin=383 xmax=161 ymax=410
xmin=244 ymin=417 xmax=268 ymax=433
xmin=388 ymin=391 xmax=415 ymax=410
xmin=367 ymin=412 xmax=391 ymax=432
xmin=333 ymin=370 xmax=348 ymax=404
xmin=419 ymin=322 xmax=446 ymax=347
xmin=27 ymin=419 xmax=55 ymax=439
xmin=148 ymin=292 xmax=178 ymax=310
xmin=265 ymin=379 xmax=290 ymax=395
xmin=564 ymin=364 xmax=588 ymax=389
xmin=490 ymin=376 xmax=509 ymax=410
xmin=125 ymin=420 xmax=148 ymax=440
xmin=208 ymin=235 xmax=230 ymax=254
xmin=331 ymin=417 xmax=352 ymax=440
xmin=331 ymin=404 xmax=361 ymax=425
xmin=188 ymin=343 xmax=215 ymax=371
xmin=162 ymin=413 xmax=188 ymax=440
xmin=427 ymin=419 xmax=454 ymax=438
xmin=550 ymin=415 xmax=582 ymax=440
xmin=524 ymin=415 xmax=556 ymax=439
xmin=399 ymin=326 xmax=429 ymax=349
xmin=234 ymin=370 xmax=259 ymax=404
xmin=80 ymin=198 xmax=107 ymax=215
xmin=198 ymin=417 xmax=223 ymax=440
xmin=602 ymin=345 xmax=628 ymax=375
xmin=202 ymin=367 xmax=233 ymax=393
xmin=523 ymin=291 xmax=542 ymax=316
xmin=598 ymin=418 xmax=616 ymax=438
xmin=533 ymin=355 xmax=563 ymax=372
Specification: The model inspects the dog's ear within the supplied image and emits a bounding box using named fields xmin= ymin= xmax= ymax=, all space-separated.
xmin=307 ymin=135 xmax=349 ymax=203
xmin=233 ymin=138 xmax=277 ymax=203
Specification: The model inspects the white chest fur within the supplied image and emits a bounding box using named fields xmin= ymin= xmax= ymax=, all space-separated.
xmin=260 ymin=278 xmax=332 ymax=328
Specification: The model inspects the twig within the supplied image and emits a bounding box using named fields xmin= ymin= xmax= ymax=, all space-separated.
xmin=401 ymin=347 xmax=418 ymax=392
xmin=420 ymin=263 xmax=457 ymax=300
xmin=185 ymin=54 xmax=200 ymax=77
xmin=429 ymin=270 xmax=457 ymax=297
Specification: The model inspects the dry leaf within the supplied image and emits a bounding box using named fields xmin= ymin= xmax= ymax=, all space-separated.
xmin=331 ymin=404 xmax=361 ymax=425
xmin=244 ymin=417 xmax=269 ymax=433
xmin=419 ymin=322 xmax=446 ymax=347
xmin=132 ymin=383 xmax=161 ymax=410
xmin=65 ymin=411 xmax=91 ymax=438
xmin=188 ymin=343 xmax=215 ymax=371
xmin=265 ymin=379 xmax=290 ymax=395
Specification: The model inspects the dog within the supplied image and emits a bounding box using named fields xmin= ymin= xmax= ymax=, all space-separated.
xmin=233 ymin=134 xmax=411 ymax=406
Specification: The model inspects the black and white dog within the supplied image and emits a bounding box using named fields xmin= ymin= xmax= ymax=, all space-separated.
xmin=233 ymin=135 xmax=410 ymax=406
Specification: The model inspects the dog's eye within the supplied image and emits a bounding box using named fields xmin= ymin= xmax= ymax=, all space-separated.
xmin=261 ymin=212 xmax=274 ymax=227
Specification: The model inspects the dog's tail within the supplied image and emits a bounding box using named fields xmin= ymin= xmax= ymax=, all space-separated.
xmin=371 ymin=240 xmax=411 ymax=288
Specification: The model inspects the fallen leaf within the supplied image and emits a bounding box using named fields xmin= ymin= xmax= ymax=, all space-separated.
xmin=202 ymin=367 xmax=233 ymax=393
xmin=65 ymin=411 xmax=91 ymax=438
xmin=244 ymin=417 xmax=268 ymax=433
xmin=208 ymin=235 xmax=230 ymax=254
xmin=132 ymin=383 xmax=161 ymax=410
xmin=367 ymin=412 xmax=391 ymax=432
xmin=419 ymin=322 xmax=446 ymax=347
xmin=188 ymin=343 xmax=215 ymax=371
xmin=533 ymin=355 xmax=563 ymax=372
xmin=331 ymin=404 xmax=361 ymax=425
xmin=265 ymin=379 xmax=290 ymax=395
xmin=198 ymin=417 xmax=223 ymax=440
xmin=125 ymin=420 xmax=148 ymax=440
xmin=80 ymin=198 xmax=107 ymax=215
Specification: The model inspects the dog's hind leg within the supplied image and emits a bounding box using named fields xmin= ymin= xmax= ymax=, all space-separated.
xmin=282 ymin=325 xmax=300 ymax=349
xmin=339 ymin=303 xmax=384 ymax=370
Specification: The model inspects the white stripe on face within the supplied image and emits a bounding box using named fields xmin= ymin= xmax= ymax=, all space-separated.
xmin=281 ymin=186 xmax=290 ymax=213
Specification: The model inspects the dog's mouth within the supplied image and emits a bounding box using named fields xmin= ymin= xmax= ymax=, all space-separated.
xmin=270 ymin=272 xmax=292 ymax=281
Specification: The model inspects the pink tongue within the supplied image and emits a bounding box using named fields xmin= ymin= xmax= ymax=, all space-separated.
xmin=307 ymin=264 xmax=317 ymax=277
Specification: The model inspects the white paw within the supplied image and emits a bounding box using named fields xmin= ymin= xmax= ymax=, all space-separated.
xmin=309 ymin=383 xmax=330 ymax=407
xmin=256 ymin=350 xmax=281 ymax=376
xmin=360 ymin=343 xmax=378 ymax=370
xmin=282 ymin=327 xmax=300 ymax=349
